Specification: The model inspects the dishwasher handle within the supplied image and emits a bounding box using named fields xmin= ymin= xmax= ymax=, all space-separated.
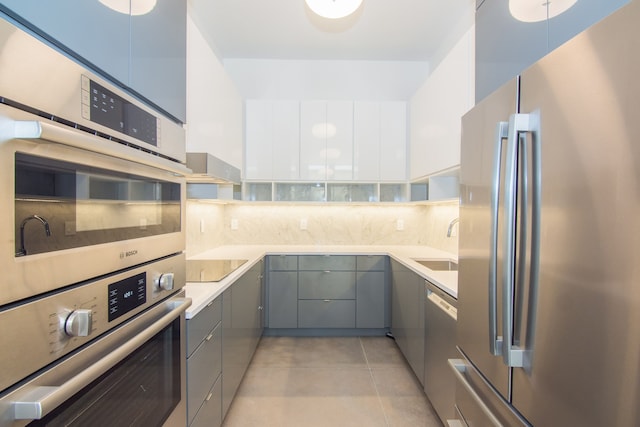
xmin=426 ymin=287 xmax=457 ymax=320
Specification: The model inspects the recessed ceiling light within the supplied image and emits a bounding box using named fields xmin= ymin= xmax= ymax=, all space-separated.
xmin=305 ymin=0 xmax=364 ymax=19
xmin=509 ymin=0 xmax=577 ymax=23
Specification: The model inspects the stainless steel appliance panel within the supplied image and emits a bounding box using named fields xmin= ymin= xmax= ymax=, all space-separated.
xmin=424 ymin=281 xmax=457 ymax=423
xmin=511 ymin=2 xmax=640 ymax=424
xmin=457 ymin=2 xmax=640 ymax=426
xmin=0 ymin=103 xmax=186 ymax=306
xmin=0 ymin=292 xmax=191 ymax=426
xmin=0 ymin=17 xmax=185 ymax=162
xmin=458 ymin=79 xmax=517 ymax=400
xmin=0 ymin=254 xmax=185 ymax=395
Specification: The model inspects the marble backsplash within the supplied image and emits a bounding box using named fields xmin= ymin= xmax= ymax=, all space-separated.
xmin=186 ymin=200 xmax=459 ymax=256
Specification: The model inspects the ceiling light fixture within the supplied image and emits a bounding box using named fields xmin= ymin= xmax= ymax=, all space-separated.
xmin=305 ymin=0 xmax=364 ymax=19
xmin=99 ymin=0 xmax=157 ymax=16
xmin=509 ymin=0 xmax=577 ymax=23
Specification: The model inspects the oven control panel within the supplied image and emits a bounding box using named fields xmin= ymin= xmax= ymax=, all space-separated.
xmin=108 ymin=273 xmax=147 ymax=322
xmin=0 ymin=253 xmax=185 ymax=395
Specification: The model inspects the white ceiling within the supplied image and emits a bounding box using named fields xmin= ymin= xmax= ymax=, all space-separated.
xmin=189 ymin=0 xmax=475 ymax=63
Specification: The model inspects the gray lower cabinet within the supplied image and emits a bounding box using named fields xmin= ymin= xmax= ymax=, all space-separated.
xmin=356 ymin=255 xmax=388 ymax=329
xmin=298 ymin=300 xmax=356 ymax=328
xmin=268 ymin=271 xmax=298 ymax=328
xmin=356 ymin=271 xmax=386 ymax=328
xmin=390 ymin=258 xmax=425 ymax=385
xmin=267 ymin=255 xmax=298 ymax=328
xmin=186 ymin=296 xmax=222 ymax=427
xmin=266 ymin=254 xmax=388 ymax=331
xmin=222 ymin=260 xmax=264 ymax=419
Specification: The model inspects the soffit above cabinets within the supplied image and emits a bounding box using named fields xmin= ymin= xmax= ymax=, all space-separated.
xmin=189 ymin=0 xmax=475 ymax=63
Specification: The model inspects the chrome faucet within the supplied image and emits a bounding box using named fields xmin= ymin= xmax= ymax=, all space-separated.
xmin=16 ymin=214 xmax=51 ymax=256
xmin=447 ymin=217 xmax=459 ymax=238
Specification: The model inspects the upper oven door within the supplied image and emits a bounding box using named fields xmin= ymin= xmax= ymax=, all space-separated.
xmin=0 ymin=103 xmax=187 ymax=306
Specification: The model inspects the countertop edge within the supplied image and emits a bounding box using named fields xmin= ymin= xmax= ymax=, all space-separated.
xmin=184 ymin=245 xmax=457 ymax=318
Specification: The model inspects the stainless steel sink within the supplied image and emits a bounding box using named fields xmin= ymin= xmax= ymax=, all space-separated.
xmin=413 ymin=259 xmax=458 ymax=271
xmin=186 ymin=259 xmax=248 ymax=282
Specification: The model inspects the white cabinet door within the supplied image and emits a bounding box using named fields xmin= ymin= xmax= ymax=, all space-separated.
xmin=354 ymin=101 xmax=407 ymax=181
xmin=272 ymin=101 xmax=300 ymax=180
xmin=410 ymin=28 xmax=474 ymax=180
xmin=130 ymin=0 xmax=187 ymax=122
xmin=1 ymin=0 xmax=130 ymax=85
xmin=326 ymin=101 xmax=353 ymax=181
xmin=246 ymin=100 xmax=300 ymax=180
xmin=380 ymin=102 xmax=407 ymax=181
xmin=300 ymin=101 xmax=353 ymax=181
xmin=353 ymin=102 xmax=380 ymax=181
xmin=300 ymin=101 xmax=328 ymax=181
xmin=245 ymin=100 xmax=273 ymax=180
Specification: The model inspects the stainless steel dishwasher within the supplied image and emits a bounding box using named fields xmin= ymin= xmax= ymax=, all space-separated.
xmin=424 ymin=280 xmax=458 ymax=425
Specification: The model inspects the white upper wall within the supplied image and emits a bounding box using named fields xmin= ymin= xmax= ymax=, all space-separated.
xmin=223 ymin=59 xmax=430 ymax=101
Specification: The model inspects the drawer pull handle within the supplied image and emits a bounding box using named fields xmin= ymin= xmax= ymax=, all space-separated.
xmin=323 ymin=299 xmax=332 ymax=302
xmin=323 ymin=270 xmax=331 ymax=273
xmin=206 ymin=301 xmax=214 ymax=307
xmin=205 ymin=392 xmax=213 ymax=402
xmin=206 ymin=333 xmax=214 ymax=341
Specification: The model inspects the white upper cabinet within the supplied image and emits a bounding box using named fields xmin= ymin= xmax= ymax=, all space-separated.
xmin=325 ymin=101 xmax=354 ymax=181
xmin=245 ymin=101 xmax=273 ymax=180
xmin=1 ymin=0 xmax=187 ymax=122
xmin=300 ymin=101 xmax=353 ymax=181
xmin=245 ymin=100 xmax=299 ymax=180
xmin=246 ymin=99 xmax=406 ymax=183
xmin=380 ymin=102 xmax=407 ymax=181
xmin=187 ymin=14 xmax=243 ymax=170
xmin=130 ymin=0 xmax=187 ymax=122
xmin=272 ymin=101 xmax=301 ymax=180
xmin=410 ymin=27 xmax=475 ymax=180
xmin=475 ymin=0 xmax=628 ymax=103
xmin=353 ymin=102 xmax=380 ymax=181
xmin=354 ymin=102 xmax=407 ymax=181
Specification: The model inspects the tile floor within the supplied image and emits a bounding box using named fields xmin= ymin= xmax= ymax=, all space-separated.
xmin=222 ymin=336 xmax=443 ymax=427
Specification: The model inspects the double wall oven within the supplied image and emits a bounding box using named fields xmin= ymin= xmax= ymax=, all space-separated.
xmin=0 ymin=13 xmax=191 ymax=427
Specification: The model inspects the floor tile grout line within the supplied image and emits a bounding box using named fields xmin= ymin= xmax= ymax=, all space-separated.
xmin=359 ymin=337 xmax=392 ymax=427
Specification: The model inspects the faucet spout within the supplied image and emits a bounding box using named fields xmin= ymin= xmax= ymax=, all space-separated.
xmin=17 ymin=214 xmax=51 ymax=256
xmin=447 ymin=217 xmax=459 ymax=238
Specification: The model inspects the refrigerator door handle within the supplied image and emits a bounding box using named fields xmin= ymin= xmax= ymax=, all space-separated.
xmin=489 ymin=121 xmax=509 ymax=356
xmin=501 ymin=113 xmax=535 ymax=368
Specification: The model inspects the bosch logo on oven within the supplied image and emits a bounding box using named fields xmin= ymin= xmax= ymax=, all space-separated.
xmin=120 ymin=250 xmax=139 ymax=259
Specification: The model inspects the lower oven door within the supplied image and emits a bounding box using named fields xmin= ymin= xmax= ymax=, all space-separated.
xmin=0 ymin=294 xmax=191 ymax=427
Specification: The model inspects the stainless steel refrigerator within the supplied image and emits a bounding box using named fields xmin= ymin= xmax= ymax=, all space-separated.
xmin=453 ymin=1 xmax=640 ymax=425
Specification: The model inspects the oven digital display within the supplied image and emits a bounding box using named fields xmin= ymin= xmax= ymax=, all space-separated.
xmin=89 ymin=80 xmax=158 ymax=146
xmin=108 ymin=272 xmax=147 ymax=322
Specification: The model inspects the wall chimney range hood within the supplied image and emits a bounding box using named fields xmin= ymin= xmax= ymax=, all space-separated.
xmin=185 ymin=152 xmax=241 ymax=184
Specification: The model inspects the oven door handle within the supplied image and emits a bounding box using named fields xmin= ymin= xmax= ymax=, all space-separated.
xmin=12 ymin=297 xmax=191 ymax=421
xmin=11 ymin=119 xmax=191 ymax=176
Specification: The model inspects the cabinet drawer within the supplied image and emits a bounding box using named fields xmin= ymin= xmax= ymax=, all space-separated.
xmin=299 ymin=271 xmax=356 ymax=299
xmin=186 ymin=296 xmax=222 ymax=357
xmin=299 ymin=255 xmax=356 ymax=271
xmin=268 ymin=255 xmax=298 ymax=271
xmin=298 ymin=300 xmax=356 ymax=328
xmin=191 ymin=374 xmax=222 ymax=427
xmin=187 ymin=322 xmax=222 ymax=425
xmin=356 ymin=255 xmax=387 ymax=271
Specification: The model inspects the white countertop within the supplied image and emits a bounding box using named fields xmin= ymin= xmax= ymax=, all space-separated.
xmin=184 ymin=245 xmax=457 ymax=318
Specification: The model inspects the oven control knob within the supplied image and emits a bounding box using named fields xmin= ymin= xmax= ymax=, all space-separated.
xmin=157 ymin=273 xmax=175 ymax=291
xmin=65 ymin=309 xmax=93 ymax=337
